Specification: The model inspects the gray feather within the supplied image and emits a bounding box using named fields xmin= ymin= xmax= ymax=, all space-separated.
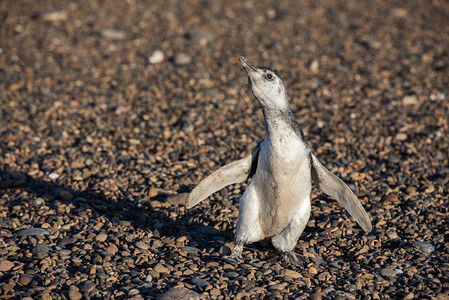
xmin=185 ymin=143 xmax=260 ymax=209
xmin=310 ymin=154 xmax=372 ymax=232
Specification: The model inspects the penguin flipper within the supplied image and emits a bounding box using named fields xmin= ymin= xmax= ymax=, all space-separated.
xmin=185 ymin=143 xmax=260 ymax=209
xmin=310 ymin=154 xmax=372 ymax=232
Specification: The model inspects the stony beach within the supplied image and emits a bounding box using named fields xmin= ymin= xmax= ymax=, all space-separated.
xmin=1 ymin=0 xmax=448 ymax=299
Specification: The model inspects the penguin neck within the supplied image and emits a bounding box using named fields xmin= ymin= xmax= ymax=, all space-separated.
xmin=261 ymin=105 xmax=302 ymax=140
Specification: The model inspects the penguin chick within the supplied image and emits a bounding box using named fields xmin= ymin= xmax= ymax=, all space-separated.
xmin=185 ymin=57 xmax=372 ymax=265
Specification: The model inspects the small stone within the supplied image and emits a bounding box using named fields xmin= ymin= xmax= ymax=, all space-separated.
xmin=48 ymin=173 xmax=60 ymax=180
xmin=152 ymin=240 xmax=163 ymax=249
xmin=80 ymin=281 xmax=96 ymax=293
xmin=191 ymin=277 xmax=208 ymax=288
xmin=387 ymin=231 xmax=399 ymax=239
xmin=17 ymin=228 xmax=49 ymax=237
xmin=310 ymin=60 xmax=319 ymax=73
xmin=148 ymin=187 xmax=158 ymax=198
xmin=402 ymin=95 xmax=418 ymax=105
xmin=0 ymin=260 xmax=14 ymax=272
xmin=384 ymin=193 xmax=398 ymax=202
xmin=68 ymin=290 xmax=83 ymax=300
xmin=135 ymin=241 xmax=150 ymax=250
xmin=39 ymin=293 xmax=52 ymax=300
xmin=185 ymin=31 xmax=215 ymax=44
xmin=35 ymin=10 xmax=68 ymax=22
xmin=32 ymin=243 xmax=50 ymax=259
xmin=149 ymin=50 xmax=164 ymax=64
xmin=100 ymin=28 xmax=126 ymax=40
xmin=58 ymin=190 xmax=74 ymax=201
xmin=269 ymin=283 xmax=286 ymax=290
xmin=403 ymin=292 xmax=414 ymax=300
xmin=154 ymin=264 xmax=170 ymax=274
xmin=19 ymin=274 xmax=33 ymax=286
xmin=166 ymin=193 xmax=188 ymax=206
xmin=180 ymin=246 xmax=200 ymax=255
xmin=106 ymin=244 xmax=119 ymax=255
xmin=308 ymin=266 xmax=318 ymax=274
xmin=95 ymin=233 xmax=108 ymax=242
xmin=223 ymin=271 xmax=239 ymax=278
xmin=218 ymin=245 xmax=231 ymax=256
xmin=158 ymin=288 xmax=200 ymax=300
xmin=388 ymin=154 xmax=401 ymax=164
xmin=380 ymin=268 xmax=397 ymax=277
xmin=196 ymin=226 xmax=221 ymax=237
xmin=2 ymin=283 xmax=14 ymax=291
xmin=281 ymin=269 xmax=302 ymax=279
xmin=413 ymin=241 xmax=435 ymax=254
xmin=395 ymin=133 xmax=408 ymax=141
xmin=174 ymin=53 xmax=192 ymax=65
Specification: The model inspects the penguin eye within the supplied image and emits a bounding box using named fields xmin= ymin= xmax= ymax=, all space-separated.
xmin=265 ymin=73 xmax=274 ymax=80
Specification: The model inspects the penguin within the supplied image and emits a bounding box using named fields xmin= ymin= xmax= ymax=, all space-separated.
xmin=185 ymin=57 xmax=372 ymax=265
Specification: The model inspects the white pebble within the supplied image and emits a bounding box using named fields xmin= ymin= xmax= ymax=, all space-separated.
xmin=48 ymin=173 xmax=60 ymax=180
xmin=149 ymin=50 xmax=164 ymax=64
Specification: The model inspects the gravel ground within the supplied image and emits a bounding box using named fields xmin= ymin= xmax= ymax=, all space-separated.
xmin=1 ymin=0 xmax=448 ymax=299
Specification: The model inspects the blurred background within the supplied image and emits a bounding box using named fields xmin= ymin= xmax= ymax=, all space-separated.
xmin=1 ymin=0 xmax=448 ymax=299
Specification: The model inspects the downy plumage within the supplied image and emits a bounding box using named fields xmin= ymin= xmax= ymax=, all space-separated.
xmin=185 ymin=57 xmax=372 ymax=265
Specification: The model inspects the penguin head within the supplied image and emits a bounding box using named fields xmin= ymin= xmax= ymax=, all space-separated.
xmin=239 ymin=56 xmax=289 ymax=111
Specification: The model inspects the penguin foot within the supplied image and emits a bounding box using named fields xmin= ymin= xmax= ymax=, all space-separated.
xmin=224 ymin=241 xmax=244 ymax=264
xmin=281 ymin=251 xmax=304 ymax=267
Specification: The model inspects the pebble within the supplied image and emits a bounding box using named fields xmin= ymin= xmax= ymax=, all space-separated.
xmin=106 ymin=244 xmax=119 ymax=255
xmin=148 ymin=187 xmax=158 ymax=198
xmin=218 ymin=245 xmax=231 ymax=256
xmin=281 ymin=269 xmax=302 ymax=279
xmin=196 ymin=226 xmax=221 ymax=237
xmin=387 ymin=231 xmax=399 ymax=239
xmin=223 ymin=271 xmax=239 ymax=278
xmin=149 ymin=50 xmax=165 ymax=64
xmin=48 ymin=173 xmax=60 ymax=180
xmin=100 ymin=28 xmax=127 ymax=40
xmin=19 ymin=274 xmax=33 ymax=286
xmin=402 ymin=95 xmax=418 ymax=105
xmin=154 ymin=264 xmax=170 ymax=274
xmin=191 ymin=277 xmax=208 ymax=288
xmin=403 ymin=292 xmax=414 ymax=300
xmin=95 ymin=233 xmax=108 ymax=242
xmin=174 ymin=53 xmax=192 ymax=65
xmin=135 ymin=241 xmax=150 ymax=250
xmin=158 ymin=288 xmax=200 ymax=300
xmin=35 ymin=10 xmax=68 ymax=21
xmin=413 ymin=241 xmax=435 ymax=254
xmin=269 ymin=283 xmax=286 ymax=290
xmin=68 ymin=290 xmax=83 ymax=300
xmin=180 ymin=246 xmax=200 ymax=255
xmin=58 ymin=190 xmax=74 ymax=201
xmin=166 ymin=193 xmax=188 ymax=206
xmin=32 ymin=243 xmax=50 ymax=259
xmin=185 ymin=31 xmax=215 ymax=44
xmin=80 ymin=281 xmax=96 ymax=293
xmin=0 ymin=260 xmax=14 ymax=272
xmin=380 ymin=268 xmax=397 ymax=277
xmin=16 ymin=228 xmax=49 ymax=237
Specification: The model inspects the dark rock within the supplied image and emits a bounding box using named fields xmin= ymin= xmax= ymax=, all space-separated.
xmin=16 ymin=228 xmax=49 ymax=237
xmin=32 ymin=243 xmax=50 ymax=259
xmin=191 ymin=277 xmax=209 ymax=288
xmin=180 ymin=246 xmax=200 ymax=255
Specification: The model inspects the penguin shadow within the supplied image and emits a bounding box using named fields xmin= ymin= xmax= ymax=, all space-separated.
xmin=0 ymin=167 xmax=235 ymax=255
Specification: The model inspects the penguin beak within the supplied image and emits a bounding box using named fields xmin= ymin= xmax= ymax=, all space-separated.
xmin=239 ymin=56 xmax=258 ymax=73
